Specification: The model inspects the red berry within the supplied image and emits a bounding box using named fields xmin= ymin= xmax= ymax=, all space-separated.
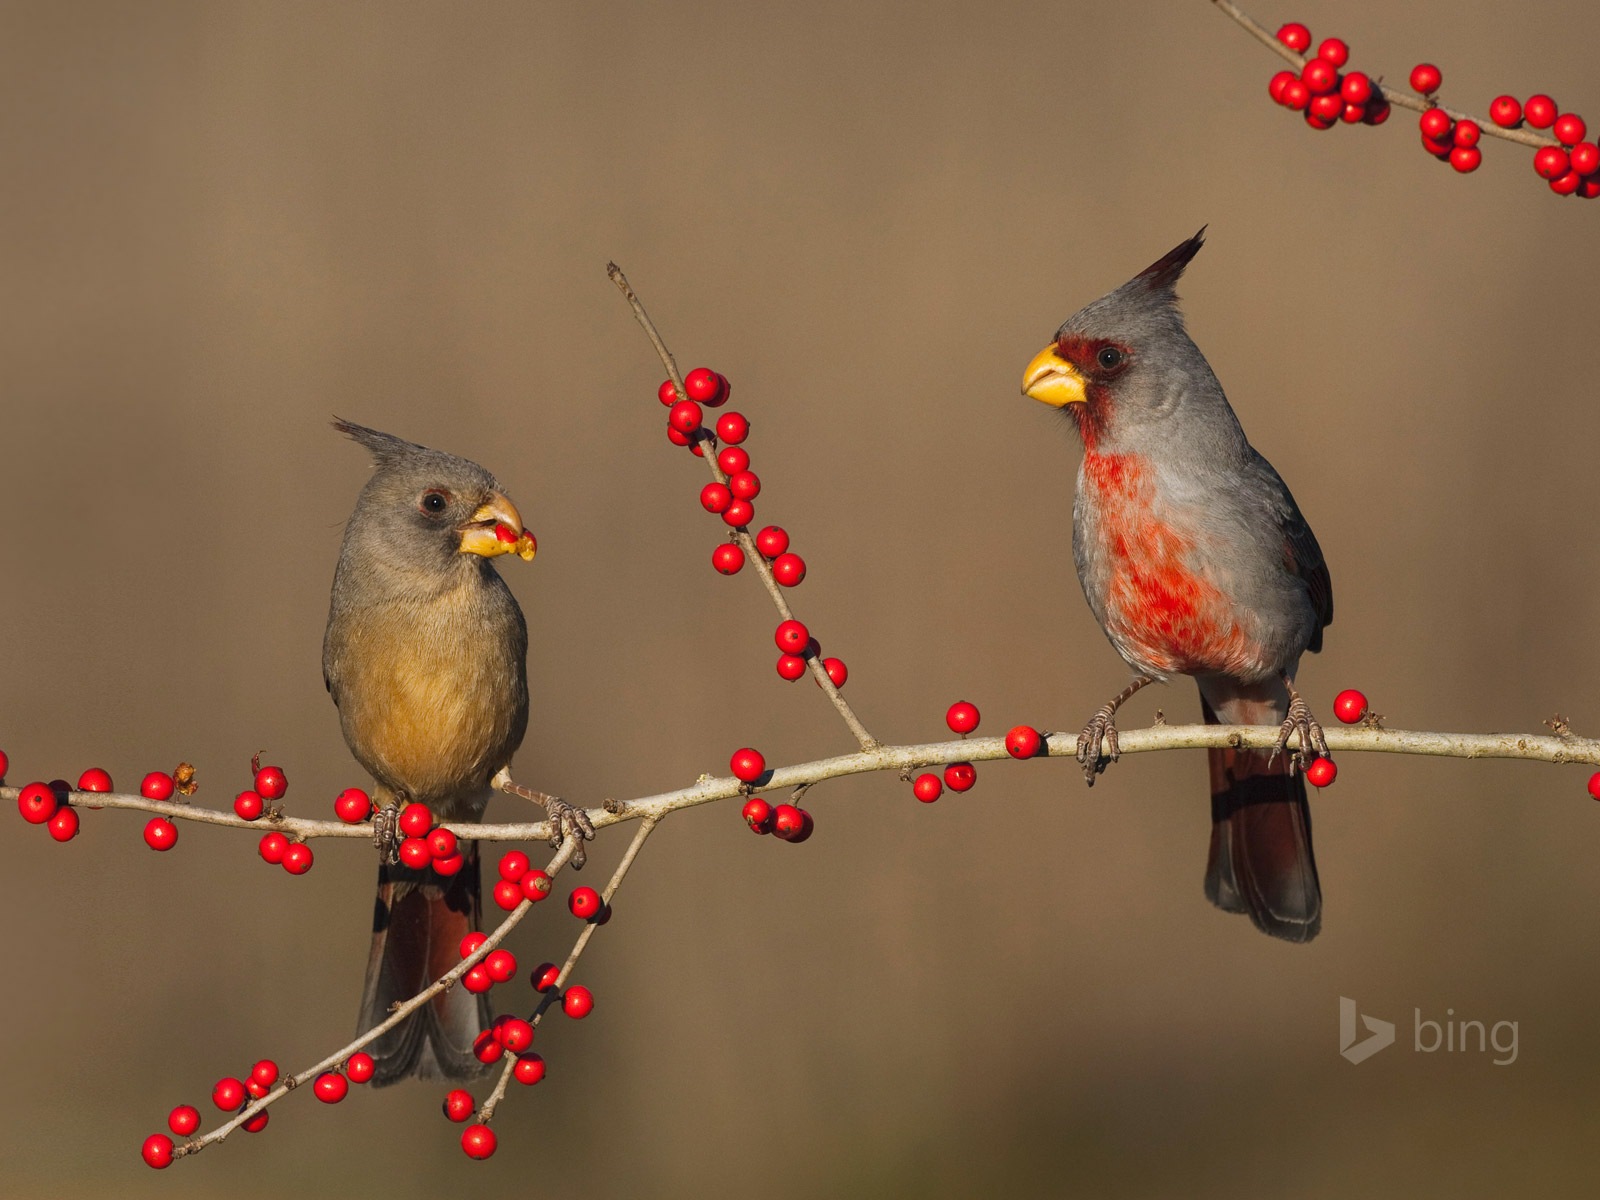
xmin=521 ymin=869 xmax=552 ymax=902
xmin=1525 ymin=94 xmax=1557 ymax=129
xmin=711 ymin=374 xmax=731 ymax=406
xmin=774 ymin=619 xmax=809 ymax=654
xmin=213 ymin=1076 xmax=246 ymax=1111
xmin=1580 ymin=175 xmax=1600 ymax=199
xmin=1363 ymin=100 xmax=1391 ymax=125
xmin=821 ymin=657 xmax=847 ymax=688
xmin=1300 ymin=59 xmax=1337 ymax=96
xmin=944 ymin=762 xmax=977 ymax=792
xmin=562 ymin=985 xmax=595 ymax=1018
xmin=1450 ymin=146 xmax=1482 ymax=173
xmin=485 ymin=948 xmax=518 ymax=982
xmin=1306 ymin=757 xmax=1338 ymax=788
xmin=142 ymin=1133 xmax=175 ymax=1169
xmin=1550 ymin=169 xmax=1583 ymax=195
xmin=771 ymin=803 xmax=805 ymax=840
xmin=443 ymin=1089 xmax=475 ymax=1121
xmin=0 ymin=749 xmax=7 ymax=780
xmin=434 ymin=851 xmax=464 ymax=877
xmin=497 ymin=1018 xmax=534 ymax=1054
xmin=460 ymin=931 xmax=488 ymax=958
xmin=775 ymin=653 xmax=807 ymax=680
xmin=700 ymin=482 xmax=733 ymax=514
xmin=742 ymin=797 xmax=774 ymax=833
xmin=912 ymin=773 xmax=943 ymax=803
xmin=1340 ymin=102 xmax=1366 ymax=125
xmin=755 ymin=525 xmax=789 ymax=557
xmin=1588 ymin=771 xmax=1600 ymax=800
xmin=1421 ymin=132 xmax=1453 ymax=158
xmin=143 ymin=817 xmax=178 ymax=851
xmin=76 ymin=767 xmax=112 ymax=793
xmin=666 ymin=422 xmax=692 ymax=447
xmin=398 ymin=802 xmax=433 ymax=837
xmin=718 ymin=446 xmax=750 ymax=475
xmin=346 ymin=1052 xmax=375 ymax=1084
xmin=231 ymin=789 xmax=263 ymax=821
xmin=258 ymin=831 xmax=288 ymax=864
xmin=249 ymin=1059 xmax=278 ymax=1088
xmin=1339 ymin=71 xmax=1371 ymax=105
xmin=167 ymin=1104 xmax=200 ymax=1136
xmin=1305 ymin=109 xmax=1336 ymax=130
xmin=730 ymin=747 xmax=766 ymax=783
xmin=462 ymin=1124 xmax=497 ymax=1160
xmin=1280 ymin=79 xmax=1310 ymax=111
xmin=1489 ymin=95 xmax=1522 ymax=128
xmin=1005 ymin=725 xmax=1043 ymax=759
xmin=1452 ymin=120 xmax=1480 ymax=148
xmin=47 ymin=805 xmax=79 ymax=842
xmin=1316 ymin=38 xmax=1349 ymax=68
xmin=313 ymin=1072 xmax=348 ymax=1104
xmin=1572 ymin=142 xmax=1600 ymax=175
xmin=1408 ymin=63 xmax=1441 ymax=94
xmin=140 ymin=771 xmax=175 ymax=802
xmin=242 ymin=1109 xmax=269 ymax=1132
xmin=281 ymin=842 xmax=313 ymax=875
xmin=1268 ymin=70 xmax=1295 ymax=104
xmin=17 ymin=781 xmax=57 ymax=824
xmin=513 ymin=1052 xmax=547 ymax=1085
xmin=1275 ymin=22 xmax=1311 ymax=52
xmin=1332 ymin=689 xmax=1368 ymax=724
xmin=334 ymin=787 xmax=372 ymax=823
xmin=531 ymin=962 xmax=561 ymax=992
xmin=427 ymin=827 xmax=458 ymax=860
xmin=668 ymin=399 xmax=703 ymax=434
xmin=722 ymin=498 xmax=754 ymax=527
xmin=684 ymin=367 xmax=722 ymax=403
xmin=462 ymin=966 xmax=493 ymax=994
xmin=253 ymin=765 xmax=287 ymax=800
xmin=1554 ymin=113 xmax=1587 ymax=146
xmin=767 ymin=553 xmax=807 ymax=589
xmin=657 ymin=378 xmax=680 ymax=406
xmin=945 ymin=701 xmax=981 ymax=734
xmin=569 ymin=886 xmax=604 ymax=920
xmin=712 ymin=542 xmax=745 ymax=575
xmin=786 ymin=809 xmax=814 ymax=843
xmin=1418 ymin=108 xmax=1452 ymax=139
xmin=1535 ymin=146 xmax=1570 ymax=179
xmin=1307 ymin=93 xmax=1342 ymax=122
xmin=398 ymin=836 xmax=432 ymax=869
xmin=715 ymin=411 xmax=749 ymax=444
xmin=498 ymin=850 xmax=529 ymax=881
xmin=727 ymin=470 xmax=761 ymax=501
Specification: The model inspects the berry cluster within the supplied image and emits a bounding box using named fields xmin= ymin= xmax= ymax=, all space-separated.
xmin=911 ymin=701 xmax=986 ymax=803
xmin=1263 ymin=19 xmax=1595 ymax=196
xmin=393 ymin=802 xmax=466 ymax=876
xmin=740 ymin=795 xmax=814 ymax=842
xmin=491 ymin=848 xmax=554 ymax=910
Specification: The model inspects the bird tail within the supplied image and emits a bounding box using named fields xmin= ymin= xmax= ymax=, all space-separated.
xmin=358 ymin=844 xmax=492 ymax=1085
xmin=1198 ymin=679 xmax=1321 ymax=943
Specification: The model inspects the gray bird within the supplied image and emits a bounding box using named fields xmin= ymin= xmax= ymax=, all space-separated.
xmin=1021 ymin=232 xmax=1333 ymax=942
xmin=324 ymin=420 xmax=535 ymax=1083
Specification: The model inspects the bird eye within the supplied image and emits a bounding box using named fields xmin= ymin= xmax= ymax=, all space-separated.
xmin=420 ymin=490 xmax=449 ymax=514
xmin=1096 ymin=346 xmax=1126 ymax=371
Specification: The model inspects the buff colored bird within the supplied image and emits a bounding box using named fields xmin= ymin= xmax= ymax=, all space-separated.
xmin=324 ymin=420 xmax=540 ymax=1083
xmin=1021 ymin=233 xmax=1333 ymax=942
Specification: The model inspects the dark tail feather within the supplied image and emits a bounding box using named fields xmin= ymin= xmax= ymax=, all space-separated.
xmin=358 ymin=844 xmax=492 ymax=1085
xmin=1201 ymin=699 xmax=1322 ymax=943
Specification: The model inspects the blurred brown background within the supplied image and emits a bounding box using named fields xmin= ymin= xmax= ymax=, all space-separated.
xmin=4 ymin=1 xmax=1599 ymax=1195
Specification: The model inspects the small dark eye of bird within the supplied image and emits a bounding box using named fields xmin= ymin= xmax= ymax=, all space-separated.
xmin=420 ymin=490 xmax=449 ymax=514
xmin=1097 ymin=346 xmax=1126 ymax=371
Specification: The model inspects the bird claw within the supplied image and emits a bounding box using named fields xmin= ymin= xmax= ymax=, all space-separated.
xmin=1274 ymin=693 xmax=1329 ymax=772
xmin=1076 ymin=706 xmax=1121 ymax=786
xmin=372 ymin=803 xmax=401 ymax=864
xmin=496 ymin=774 xmax=595 ymax=868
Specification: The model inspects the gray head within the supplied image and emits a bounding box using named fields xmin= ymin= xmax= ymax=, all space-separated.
xmin=332 ymin=419 xmax=535 ymax=588
xmin=1020 ymin=230 xmax=1245 ymax=455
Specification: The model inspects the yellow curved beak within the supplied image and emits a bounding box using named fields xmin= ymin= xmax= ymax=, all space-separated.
xmin=1022 ymin=344 xmax=1087 ymax=407
xmin=458 ymin=491 xmax=537 ymax=562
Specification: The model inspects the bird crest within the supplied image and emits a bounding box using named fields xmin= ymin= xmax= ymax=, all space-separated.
xmin=1132 ymin=227 xmax=1207 ymax=295
xmin=332 ymin=419 xmax=431 ymax=469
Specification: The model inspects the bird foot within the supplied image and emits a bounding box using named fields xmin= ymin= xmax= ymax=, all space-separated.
xmin=496 ymin=773 xmax=595 ymax=868
xmin=1076 ymin=706 xmax=1122 ymax=785
xmin=371 ymin=803 xmax=401 ymax=865
xmin=1274 ymin=691 xmax=1329 ymax=772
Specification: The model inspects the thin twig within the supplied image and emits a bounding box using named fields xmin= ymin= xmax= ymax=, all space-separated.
xmin=606 ymin=262 xmax=880 ymax=752
xmin=477 ymin=817 xmax=660 ymax=1124
xmin=1210 ymin=0 xmax=1560 ymax=149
